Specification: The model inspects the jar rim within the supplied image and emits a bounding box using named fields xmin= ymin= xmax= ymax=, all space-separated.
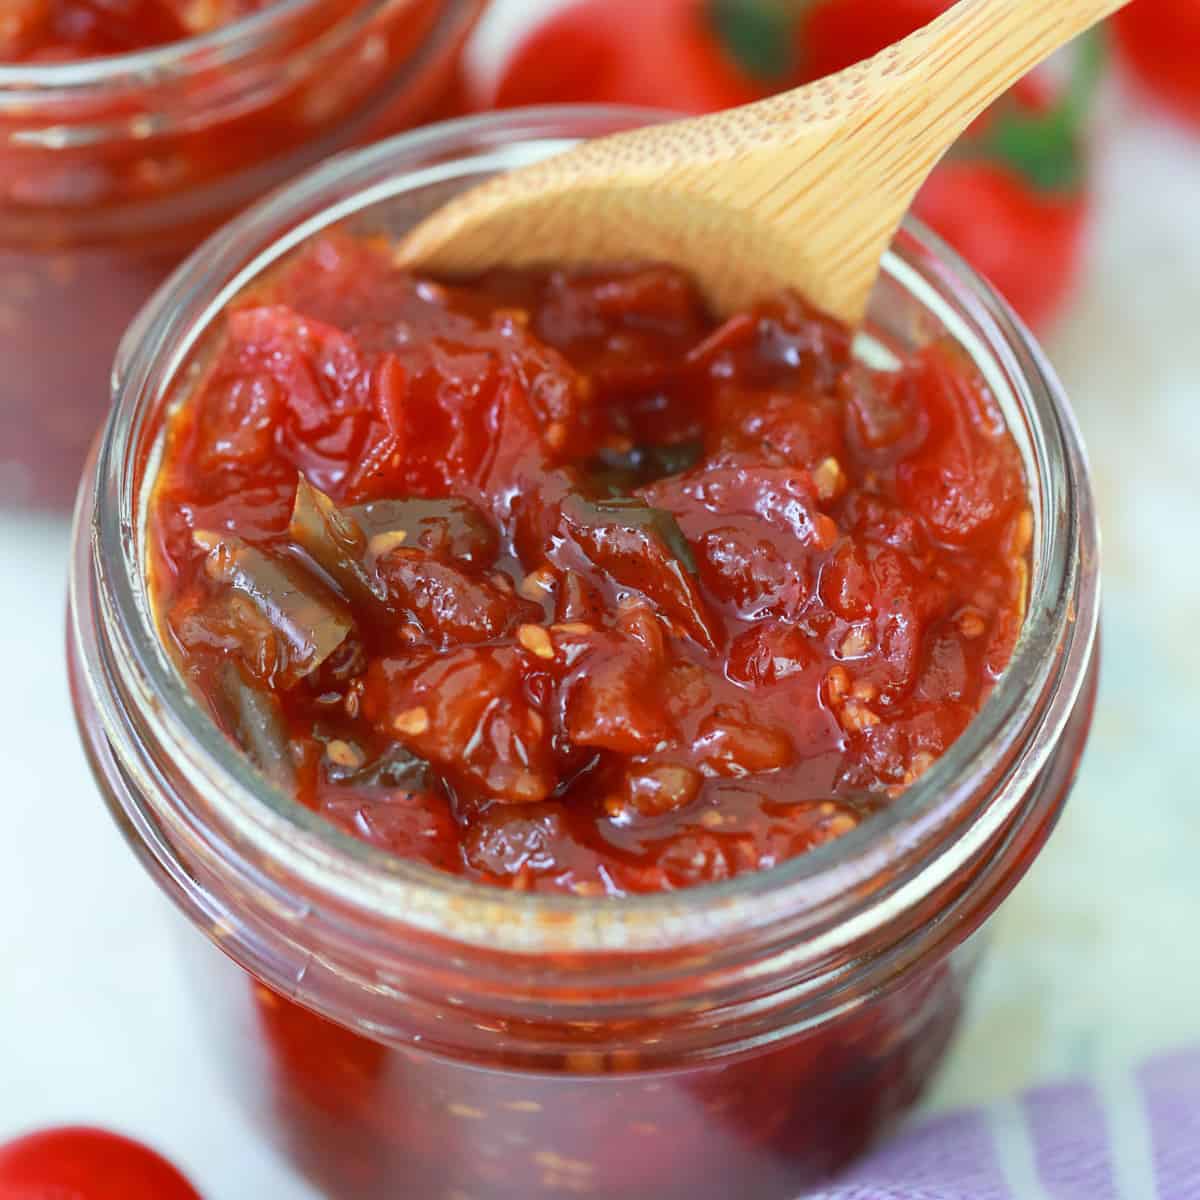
xmin=74 ymin=104 xmax=1101 ymax=957
xmin=0 ymin=0 xmax=396 ymax=96
xmin=0 ymin=0 xmax=329 ymax=88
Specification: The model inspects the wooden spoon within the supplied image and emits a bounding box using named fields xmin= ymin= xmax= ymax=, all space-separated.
xmin=398 ymin=0 xmax=1125 ymax=325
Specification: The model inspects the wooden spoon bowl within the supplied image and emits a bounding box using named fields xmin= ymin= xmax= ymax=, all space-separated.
xmin=399 ymin=0 xmax=1126 ymax=324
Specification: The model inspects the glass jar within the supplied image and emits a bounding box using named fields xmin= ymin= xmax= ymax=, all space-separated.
xmin=0 ymin=0 xmax=484 ymax=510
xmin=67 ymin=108 xmax=1101 ymax=1200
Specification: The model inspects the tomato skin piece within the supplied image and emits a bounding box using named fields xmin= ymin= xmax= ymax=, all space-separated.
xmin=487 ymin=0 xmax=769 ymax=113
xmin=0 ymin=1127 xmax=201 ymax=1200
xmin=911 ymin=161 xmax=1088 ymax=335
xmin=364 ymin=647 xmax=557 ymax=805
xmin=895 ymin=346 xmax=1025 ymax=547
xmin=1112 ymin=0 xmax=1200 ymax=128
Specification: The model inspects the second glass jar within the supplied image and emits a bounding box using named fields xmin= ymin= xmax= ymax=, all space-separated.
xmin=0 ymin=0 xmax=484 ymax=509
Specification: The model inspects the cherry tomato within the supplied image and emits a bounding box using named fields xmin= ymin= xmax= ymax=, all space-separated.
xmin=791 ymin=0 xmax=952 ymax=83
xmin=1112 ymin=0 xmax=1200 ymax=127
xmin=484 ymin=0 xmax=779 ymax=113
xmin=0 ymin=1127 xmax=201 ymax=1200
xmin=429 ymin=60 xmax=474 ymax=122
xmin=912 ymin=161 xmax=1087 ymax=334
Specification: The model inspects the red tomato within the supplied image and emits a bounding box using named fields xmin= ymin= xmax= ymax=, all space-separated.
xmin=792 ymin=0 xmax=951 ymax=82
xmin=486 ymin=0 xmax=773 ymax=112
xmin=912 ymin=161 xmax=1088 ymax=334
xmin=429 ymin=60 xmax=474 ymax=122
xmin=0 ymin=1127 xmax=201 ymax=1200
xmin=1112 ymin=0 xmax=1200 ymax=127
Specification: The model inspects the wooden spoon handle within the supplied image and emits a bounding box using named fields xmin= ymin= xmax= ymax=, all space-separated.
xmin=647 ymin=0 xmax=1124 ymax=241
xmin=690 ymin=0 xmax=1125 ymax=310
xmin=864 ymin=0 xmax=1124 ymax=160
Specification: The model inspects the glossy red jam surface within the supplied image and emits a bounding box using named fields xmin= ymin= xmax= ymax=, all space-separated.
xmin=149 ymin=232 xmax=1030 ymax=895
xmin=1 ymin=0 xmax=272 ymax=59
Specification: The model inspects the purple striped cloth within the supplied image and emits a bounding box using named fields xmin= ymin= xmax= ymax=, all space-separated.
xmin=810 ymin=1050 xmax=1200 ymax=1199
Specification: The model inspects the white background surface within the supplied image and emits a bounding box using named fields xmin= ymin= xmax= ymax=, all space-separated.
xmin=2 ymin=5 xmax=1199 ymax=1197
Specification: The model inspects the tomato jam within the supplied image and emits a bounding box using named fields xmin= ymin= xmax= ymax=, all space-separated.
xmin=1 ymin=1 xmax=271 ymax=59
xmin=148 ymin=231 xmax=1030 ymax=895
xmin=69 ymin=114 xmax=1099 ymax=1200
